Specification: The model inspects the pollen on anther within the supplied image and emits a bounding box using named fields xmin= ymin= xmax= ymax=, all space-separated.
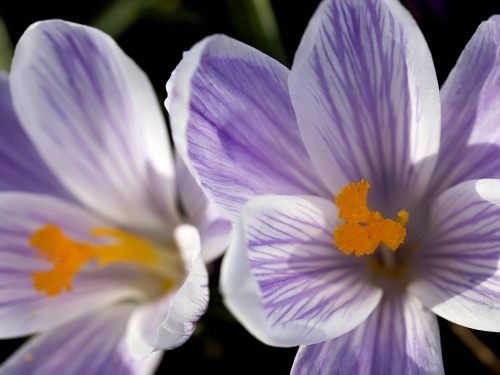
xmin=30 ymin=224 xmax=160 ymax=297
xmin=333 ymin=180 xmax=408 ymax=257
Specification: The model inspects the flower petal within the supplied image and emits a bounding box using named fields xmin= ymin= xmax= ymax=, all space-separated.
xmin=0 ymin=72 xmax=71 ymax=199
xmin=166 ymin=34 xmax=329 ymax=222
xmin=289 ymin=0 xmax=440 ymax=203
xmin=430 ymin=16 xmax=500 ymax=196
xmin=126 ymin=225 xmax=208 ymax=359
xmin=410 ymin=179 xmax=500 ymax=331
xmin=10 ymin=20 xmax=178 ymax=237
xmin=0 ymin=304 xmax=162 ymax=375
xmin=0 ymin=192 xmax=158 ymax=338
xmin=176 ymin=155 xmax=232 ymax=262
xmin=221 ymin=195 xmax=382 ymax=347
xmin=291 ymin=293 xmax=444 ymax=375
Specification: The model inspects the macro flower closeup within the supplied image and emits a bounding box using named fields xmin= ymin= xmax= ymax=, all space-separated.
xmin=0 ymin=20 xmax=230 ymax=374
xmin=167 ymin=0 xmax=500 ymax=373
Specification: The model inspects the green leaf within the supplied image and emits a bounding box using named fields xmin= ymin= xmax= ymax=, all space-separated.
xmin=91 ymin=0 xmax=156 ymax=38
xmin=0 ymin=15 xmax=13 ymax=72
xmin=226 ymin=0 xmax=289 ymax=66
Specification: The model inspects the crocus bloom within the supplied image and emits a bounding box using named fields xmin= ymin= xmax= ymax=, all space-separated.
xmin=167 ymin=0 xmax=500 ymax=372
xmin=0 ymin=20 xmax=230 ymax=374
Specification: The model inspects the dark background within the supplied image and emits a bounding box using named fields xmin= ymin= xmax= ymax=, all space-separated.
xmin=1 ymin=0 xmax=500 ymax=373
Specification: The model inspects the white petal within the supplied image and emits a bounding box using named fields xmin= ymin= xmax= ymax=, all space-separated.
xmin=292 ymin=293 xmax=444 ymax=375
xmin=430 ymin=16 xmax=500 ymax=195
xmin=0 ymin=72 xmax=71 ymax=199
xmin=176 ymin=156 xmax=232 ymax=262
xmin=10 ymin=20 xmax=178 ymax=237
xmin=0 ymin=304 xmax=162 ymax=375
xmin=126 ymin=225 xmax=209 ymax=359
xmin=167 ymin=34 xmax=328 ymax=223
xmin=289 ymin=0 xmax=440 ymax=204
xmin=410 ymin=179 xmax=500 ymax=331
xmin=221 ymin=195 xmax=382 ymax=347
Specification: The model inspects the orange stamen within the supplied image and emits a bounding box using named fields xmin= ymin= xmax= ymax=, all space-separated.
xmin=30 ymin=224 xmax=159 ymax=296
xmin=333 ymin=180 xmax=408 ymax=257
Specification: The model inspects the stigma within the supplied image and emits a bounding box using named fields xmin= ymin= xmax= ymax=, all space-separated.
xmin=30 ymin=224 xmax=160 ymax=296
xmin=333 ymin=180 xmax=408 ymax=257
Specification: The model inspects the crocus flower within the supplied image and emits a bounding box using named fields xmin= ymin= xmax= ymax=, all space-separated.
xmin=167 ymin=0 xmax=500 ymax=372
xmin=0 ymin=20 xmax=230 ymax=374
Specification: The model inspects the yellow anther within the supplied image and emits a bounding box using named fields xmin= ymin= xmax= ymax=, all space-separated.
xmin=366 ymin=219 xmax=406 ymax=251
xmin=90 ymin=228 xmax=158 ymax=267
xmin=31 ymin=225 xmax=95 ymax=296
xmin=334 ymin=222 xmax=379 ymax=257
xmin=333 ymin=180 xmax=408 ymax=257
xmin=31 ymin=224 xmax=160 ymax=297
xmin=397 ymin=210 xmax=409 ymax=228
xmin=335 ymin=179 xmax=371 ymax=222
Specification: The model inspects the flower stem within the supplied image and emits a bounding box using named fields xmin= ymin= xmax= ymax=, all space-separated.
xmin=449 ymin=322 xmax=500 ymax=374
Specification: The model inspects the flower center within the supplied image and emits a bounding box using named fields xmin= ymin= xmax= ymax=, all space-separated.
xmin=30 ymin=224 xmax=180 ymax=297
xmin=333 ymin=180 xmax=408 ymax=257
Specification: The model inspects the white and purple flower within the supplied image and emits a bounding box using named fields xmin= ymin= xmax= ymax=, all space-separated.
xmin=167 ymin=0 xmax=500 ymax=373
xmin=0 ymin=20 xmax=230 ymax=374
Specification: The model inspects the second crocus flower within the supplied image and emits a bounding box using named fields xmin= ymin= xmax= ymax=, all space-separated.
xmin=168 ymin=0 xmax=500 ymax=373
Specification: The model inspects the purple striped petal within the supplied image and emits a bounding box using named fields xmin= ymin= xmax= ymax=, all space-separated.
xmin=0 ymin=72 xmax=71 ymax=199
xmin=221 ymin=195 xmax=382 ymax=347
xmin=289 ymin=0 xmax=440 ymax=207
xmin=176 ymin=156 xmax=232 ymax=262
xmin=167 ymin=34 xmax=329 ymax=223
xmin=0 ymin=192 xmax=158 ymax=338
xmin=410 ymin=179 xmax=500 ymax=331
xmin=0 ymin=304 xmax=162 ymax=375
xmin=126 ymin=225 xmax=208 ymax=359
xmin=10 ymin=20 xmax=178 ymax=238
xmin=292 ymin=293 xmax=444 ymax=375
xmin=429 ymin=16 xmax=500 ymax=197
